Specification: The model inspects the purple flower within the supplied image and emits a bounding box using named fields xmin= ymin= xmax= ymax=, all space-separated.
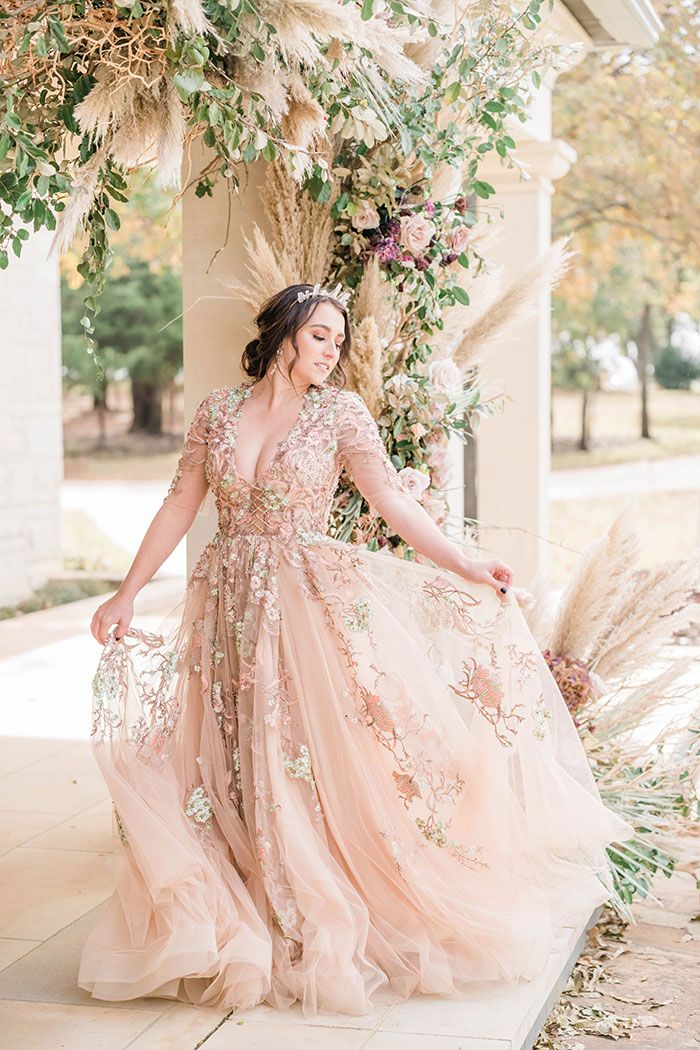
xmin=424 ymin=200 xmax=436 ymax=216
xmin=414 ymin=255 xmax=430 ymax=271
xmin=454 ymin=196 xmax=468 ymax=215
xmin=440 ymin=251 xmax=458 ymax=266
xmin=375 ymin=237 xmax=400 ymax=262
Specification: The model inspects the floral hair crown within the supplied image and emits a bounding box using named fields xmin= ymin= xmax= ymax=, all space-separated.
xmin=296 ymin=282 xmax=351 ymax=309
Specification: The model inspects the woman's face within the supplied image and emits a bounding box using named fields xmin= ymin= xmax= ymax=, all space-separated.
xmin=280 ymin=299 xmax=346 ymax=386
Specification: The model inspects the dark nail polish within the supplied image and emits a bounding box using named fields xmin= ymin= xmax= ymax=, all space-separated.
xmin=500 ymin=586 xmax=507 ymax=593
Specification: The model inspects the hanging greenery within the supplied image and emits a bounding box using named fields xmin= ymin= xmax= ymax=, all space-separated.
xmin=0 ymin=0 xmax=438 ymax=351
xmin=0 ymin=0 xmax=558 ymax=355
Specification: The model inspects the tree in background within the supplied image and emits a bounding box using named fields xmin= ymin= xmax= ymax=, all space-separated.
xmin=62 ymin=171 xmax=182 ymax=433
xmin=63 ymin=258 xmax=182 ymax=434
xmin=551 ymin=325 xmax=603 ymax=452
xmin=552 ymin=0 xmax=700 ymax=441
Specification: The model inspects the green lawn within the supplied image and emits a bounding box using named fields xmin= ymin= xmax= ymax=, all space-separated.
xmin=552 ymin=387 xmax=700 ymax=470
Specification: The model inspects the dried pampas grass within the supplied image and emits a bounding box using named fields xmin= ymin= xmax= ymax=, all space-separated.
xmin=52 ymin=147 xmax=106 ymax=256
xmin=453 ymin=236 xmax=574 ymax=370
xmin=225 ymin=158 xmax=336 ymax=312
xmin=226 ymin=226 xmax=297 ymax=312
xmin=232 ymin=58 xmax=290 ymax=123
xmin=352 ymin=255 xmax=396 ymax=338
xmin=347 ymin=316 xmax=385 ymax=416
xmin=169 ymin=0 xmax=209 ymax=35
xmin=156 ymin=81 xmax=187 ymax=188
xmin=588 ymin=550 xmax=700 ymax=681
xmin=265 ymin=159 xmax=334 ymax=284
xmin=75 ymin=62 xmax=185 ymax=188
xmin=547 ymin=507 xmax=642 ymax=659
xmin=280 ymin=75 xmax=327 ymax=162
xmin=260 ymin=0 xmax=427 ymax=87
xmin=404 ymin=0 xmax=473 ymax=71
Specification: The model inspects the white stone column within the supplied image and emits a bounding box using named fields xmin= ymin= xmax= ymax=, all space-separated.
xmin=0 ymin=230 xmax=63 ymax=604
xmin=181 ymin=145 xmax=271 ymax=569
xmin=474 ymin=139 xmax=575 ymax=587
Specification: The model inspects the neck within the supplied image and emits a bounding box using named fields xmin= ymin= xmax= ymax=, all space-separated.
xmin=252 ymin=367 xmax=314 ymax=403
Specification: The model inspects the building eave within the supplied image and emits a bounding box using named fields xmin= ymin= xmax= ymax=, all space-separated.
xmin=559 ymin=0 xmax=663 ymax=48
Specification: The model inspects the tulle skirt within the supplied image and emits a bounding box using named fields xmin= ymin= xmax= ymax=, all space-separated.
xmin=78 ymin=532 xmax=635 ymax=1018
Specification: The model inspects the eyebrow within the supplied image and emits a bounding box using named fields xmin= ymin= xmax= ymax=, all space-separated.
xmin=311 ymin=323 xmax=344 ymax=341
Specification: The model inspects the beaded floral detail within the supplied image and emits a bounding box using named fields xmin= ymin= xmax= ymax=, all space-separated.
xmin=283 ymin=743 xmax=313 ymax=781
xmin=113 ymin=805 xmax=129 ymax=847
xmin=343 ymin=597 xmax=373 ymax=632
xmin=531 ymin=693 xmax=553 ymax=740
xmin=92 ymin=629 xmax=183 ymax=758
xmin=185 ymin=785 xmax=213 ymax=823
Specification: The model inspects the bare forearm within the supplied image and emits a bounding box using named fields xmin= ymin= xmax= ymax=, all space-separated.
xmin=118 ymin=501 xmax=196 ymax=599
xmin=375 ymin=495 xmax=470 ymax=575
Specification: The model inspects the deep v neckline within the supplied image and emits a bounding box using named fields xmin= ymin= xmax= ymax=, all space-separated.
xmin=231 ymin=380 xmax=316 ymax=488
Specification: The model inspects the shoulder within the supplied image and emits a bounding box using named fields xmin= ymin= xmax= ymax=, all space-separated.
xmin=329 ymin=387 xmax=371 ymax=415
xmin=183 ymin=385 xmax=238 ymax=439
xmin=196 ymin=383 xmax=246 ymax=418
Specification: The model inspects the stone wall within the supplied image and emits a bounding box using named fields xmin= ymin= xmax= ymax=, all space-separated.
xmin=0 ymin=230 xmax=63 ymax=605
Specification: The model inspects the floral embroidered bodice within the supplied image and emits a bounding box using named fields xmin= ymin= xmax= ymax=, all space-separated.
xmin=166 ymin=379 xmax=408 ymax=558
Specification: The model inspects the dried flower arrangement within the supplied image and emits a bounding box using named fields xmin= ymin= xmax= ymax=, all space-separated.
xmin=520 ymin=507 xmax=700 ymax=911
xmin=0 ymin=0 xmax=562 ymax=361
xmin=222 ymin=1 xmax=571 ymax=554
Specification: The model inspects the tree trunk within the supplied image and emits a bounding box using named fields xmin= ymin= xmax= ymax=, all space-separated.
xmin=636 ymin=302 xmax=653 ymax=441
xmin=93 ymin=380 xmax=108 ymax=448
xmin=579 ymin=388 xmax=590 ymax=451
xmin=130 ymin=379 xmax=163 ymax=434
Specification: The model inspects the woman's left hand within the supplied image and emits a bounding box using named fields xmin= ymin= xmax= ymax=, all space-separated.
xmin=458 ymin=557 xmax=514 ymax=598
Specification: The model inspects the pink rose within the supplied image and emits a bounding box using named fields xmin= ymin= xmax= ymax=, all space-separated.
xmin=399 ymin=213 xmax=436 ymax=253
xmin=351 ymin=200 xmax=381 ymax=231
xmin=449 ymin=225 xmax=470 ymax=254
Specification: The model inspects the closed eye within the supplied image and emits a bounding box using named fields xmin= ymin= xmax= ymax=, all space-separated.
xmin=313 ymin=334 xmax=342 ymax=349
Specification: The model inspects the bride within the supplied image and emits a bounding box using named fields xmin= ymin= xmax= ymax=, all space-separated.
xmin=80 ymin=282 xmax=634 ymax=1018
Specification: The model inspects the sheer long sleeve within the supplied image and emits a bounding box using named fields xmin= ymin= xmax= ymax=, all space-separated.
xmin=163 ymin=393 xmax=211 ymax=515
xmin=117 ymin=392 xmax=212 ymax=598
xmin=336 ymin=391 xmax=468 ymax=575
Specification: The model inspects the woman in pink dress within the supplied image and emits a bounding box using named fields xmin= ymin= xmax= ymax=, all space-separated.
xmin=80 ymin=283 xmax=634 ymax=1018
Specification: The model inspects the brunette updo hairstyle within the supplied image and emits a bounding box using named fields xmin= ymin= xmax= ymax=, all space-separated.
xmin=241 ymin=284 xmax=351 ymax=387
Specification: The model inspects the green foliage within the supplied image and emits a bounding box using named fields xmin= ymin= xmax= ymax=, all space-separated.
xmin=62 ymin=259 xmax=182 ymax=391
xmin=553 ymin=1 xmax=700 ymax=396
xmin=653 ymin=341 xmax=700 ymax=390
xmin=1 ymin=0 xmax=553 ymax=358
xmin=552 ymin=337 xmax=602 ymax=393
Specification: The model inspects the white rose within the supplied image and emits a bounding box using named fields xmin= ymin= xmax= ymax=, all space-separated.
xmin=428 ymin=358 xmax=462 ymax=396
xmin=398 ymin=466 xmax=431 ymax=498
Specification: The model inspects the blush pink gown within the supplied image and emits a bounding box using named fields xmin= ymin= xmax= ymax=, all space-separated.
xmin=78 ymin=379 xmax=634 ymax=1018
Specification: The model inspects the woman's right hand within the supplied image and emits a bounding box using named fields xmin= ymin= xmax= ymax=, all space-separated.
xmin=91 ymin=591 xmax=134 ymax=645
